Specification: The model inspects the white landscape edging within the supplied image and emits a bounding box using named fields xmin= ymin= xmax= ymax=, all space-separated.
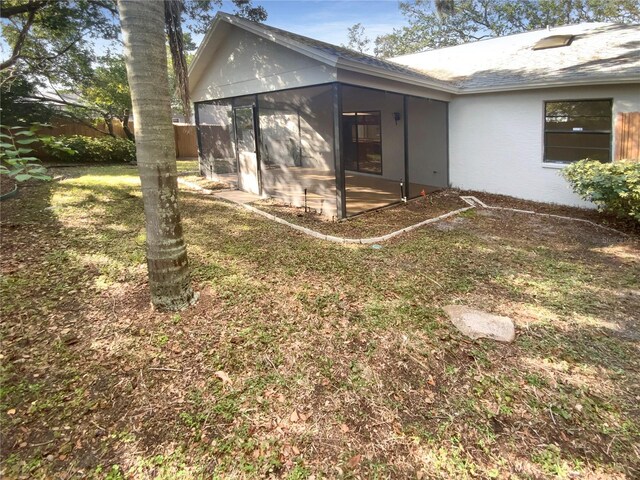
xmin=241 ymin=202 xmax=474 ymax=244
xmin=178 ymin=177 xmax=474 ymax=244
xmin=178 ymin=178 xmax=629 ymax=243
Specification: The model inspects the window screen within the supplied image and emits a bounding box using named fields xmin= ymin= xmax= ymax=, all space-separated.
xmin=343 ymin=111 xmax=382 ymax=174
xmin=544 ymin=100 xmax=612 ymax=163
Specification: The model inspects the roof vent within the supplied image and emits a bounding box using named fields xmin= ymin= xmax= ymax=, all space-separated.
xmin=533 ymin=34 xmax=574 ymax=50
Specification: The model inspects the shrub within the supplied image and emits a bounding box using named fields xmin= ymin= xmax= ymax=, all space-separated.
xmin=44 ymin=135 xmax=136 ymax=163
xmin=562 ymin=159 xmax=640 ymax=221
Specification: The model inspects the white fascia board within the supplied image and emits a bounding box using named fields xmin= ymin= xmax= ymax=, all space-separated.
xmin=188 ymin=16 xmax=223 ymax=78
xmin=458 ymin=74 xmax=640 ymax=95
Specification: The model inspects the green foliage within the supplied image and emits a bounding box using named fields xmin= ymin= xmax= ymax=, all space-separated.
xmin=374 ymin=0 xmax=640 ymax=57
xmin=343 ymin=23 xmax=370 ymax=53
xmin=82 ymin=54 xmax=131 ymax=117
xmin=43 ymin=135 xmax=136 ymax=164
xmin=1 ymin=0 xmax=268 ymax=128
xmin=1 ymin=0 xmax=120 ymax=86
xmin=0 ymin=124 xmax=64 ymax=182
xmin=562 ymin=159 xmax=640 ymax=221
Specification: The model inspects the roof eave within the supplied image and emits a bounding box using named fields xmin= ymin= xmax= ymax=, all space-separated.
xmin=336 ymin=58 xmax=459 ymax=94
xmin=458 ymin=74 xmax=640 ymax=94
xmin=188 ymin=14 xmax=224 ymax=78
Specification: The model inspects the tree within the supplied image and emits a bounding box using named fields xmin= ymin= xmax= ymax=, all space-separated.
xmin=81 ymin=54 xmax=134 ymax=139
xmin=117 ymin=0 xmax=195 ymax=310
xmin=374 ymin=0 xmax=640 ymax=57
xmin=343 ymin=23 xmax=371 ymax=53
xmin=1 ymin=0 xmax=267 ymax=127
xmin=1 ymin=0 xmax=119 ymax=83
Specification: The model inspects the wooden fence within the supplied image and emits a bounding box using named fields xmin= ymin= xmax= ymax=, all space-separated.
xmin=615 ymin=112 xmax=640 ymax=161
xmin=43 ymin=117 xmax=198 ymax=158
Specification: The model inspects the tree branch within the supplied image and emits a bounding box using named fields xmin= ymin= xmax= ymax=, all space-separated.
xmin=0 ymin=7 xmax=36 ymax=70
xmin=86 ymin=0 xmax=118 ymax=15
xmin=0 ymin=0 xmax=48 ymax=18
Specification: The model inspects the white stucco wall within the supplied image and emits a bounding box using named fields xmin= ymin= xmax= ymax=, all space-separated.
xmin=190 ymin=26 xmax=336 ymax=102
xmin=449 ymin=84 xmax=640 ymax=207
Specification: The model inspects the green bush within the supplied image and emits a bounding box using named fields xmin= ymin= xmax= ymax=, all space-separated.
xmin=562 ymin=159 xmax=640 ymax=221
xmin=44 ymin=135 xmax=136 ymax=163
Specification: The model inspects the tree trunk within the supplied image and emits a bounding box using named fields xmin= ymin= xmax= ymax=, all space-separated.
xmin=117 ymin=0 xmax=194 ymax=310
xmin=121 ymin=108 xmax=135 ymax=141
xmin=104 ymin=114 xmax=115 ymax=137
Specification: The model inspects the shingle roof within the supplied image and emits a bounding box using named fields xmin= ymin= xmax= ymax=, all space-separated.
xmin=390 ymin=23 xmax=640 ymax=92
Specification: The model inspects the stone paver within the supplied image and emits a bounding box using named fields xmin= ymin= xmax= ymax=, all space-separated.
xmin=443 ymin=305 xmax=515 ymax=343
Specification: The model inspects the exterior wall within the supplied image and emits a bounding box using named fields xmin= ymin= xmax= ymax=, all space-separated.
xmin=449 ymin=84 xmax=640 ymax=207
xmin=191 ymin=26 xmax=336 ymax=102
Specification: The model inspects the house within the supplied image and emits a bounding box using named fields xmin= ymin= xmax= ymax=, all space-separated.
xmin=188 ymin=13 xmax=640 ymax=219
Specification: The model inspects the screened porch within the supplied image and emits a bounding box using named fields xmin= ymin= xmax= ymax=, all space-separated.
xmin=195 ymin=82 xmax=449 ymax=219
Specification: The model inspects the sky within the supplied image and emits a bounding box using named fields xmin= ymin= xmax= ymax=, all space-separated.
xmin=0 ymin=1 xmax=408 ymax=62
xmin=197 ymin=0 xmax=408 ymax=53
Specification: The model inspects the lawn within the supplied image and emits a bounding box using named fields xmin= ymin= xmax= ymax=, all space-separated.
xmin=1 ymin=165 xmax=639 ymax=479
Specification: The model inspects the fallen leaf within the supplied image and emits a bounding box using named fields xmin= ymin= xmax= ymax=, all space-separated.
xmin=340 ymin=424 xmax=349 ymax=433
xmin=290 ymin=410 xmax=299 ymax=422
xmin=347 ymin=454 xmax=362 ymax=469
xmin=7 ymin=409 xmax=16 ymax=415
xmin=214 ymin=371 xmax=231 ymax=385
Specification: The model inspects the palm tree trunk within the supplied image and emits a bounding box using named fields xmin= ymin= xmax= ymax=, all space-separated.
xmin=117 ymin=0 xmax=194 ymax=310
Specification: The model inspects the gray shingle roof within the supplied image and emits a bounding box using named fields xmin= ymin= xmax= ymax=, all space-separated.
xmin=391 ymin=23 xmax=640 ymax=91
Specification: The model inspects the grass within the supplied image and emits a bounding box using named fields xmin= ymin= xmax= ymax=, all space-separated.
xmin=1 ymin=165 xmax=639 ymax=479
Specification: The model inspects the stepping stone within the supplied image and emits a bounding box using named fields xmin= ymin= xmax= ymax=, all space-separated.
xmin=443 ymin=305 xmax=515 ymax=342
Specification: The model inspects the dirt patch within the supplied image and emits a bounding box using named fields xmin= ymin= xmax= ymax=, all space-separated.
xmin=470 ymin=190 xmax=639 ymax=235
xmin=253 ymin=189 xmax=469 ymax=237
xmin=178 ymin=175 xmax=229 ymax=191
xmin=1 ymin=175 xmax=17 ymax=196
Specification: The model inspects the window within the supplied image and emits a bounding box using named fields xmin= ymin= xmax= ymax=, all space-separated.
xmin=343 ymin=111 xmax=382 ymax=174
xmin=544 ymin=100 xmax=612 ymax=164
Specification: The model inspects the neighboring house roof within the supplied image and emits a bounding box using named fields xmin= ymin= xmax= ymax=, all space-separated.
xmin=391 ymin=23 xmax=640 ymax=93
xmin=33 ymin=89 xmax=88 ymax=108
xmin=189 ymin=12 xmax=457 ymax=94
